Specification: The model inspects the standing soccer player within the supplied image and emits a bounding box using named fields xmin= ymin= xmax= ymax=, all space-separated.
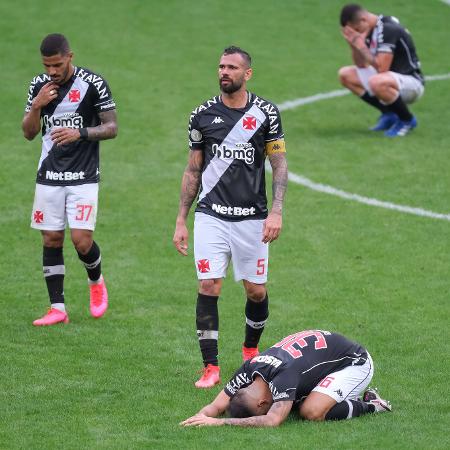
xmin=22 ymin=34 xmax=118 ymax=325
xmin=173 ymin=46 xmax=288 ymax=388
xmin=338 ymin=3 xmax=424 ymax=137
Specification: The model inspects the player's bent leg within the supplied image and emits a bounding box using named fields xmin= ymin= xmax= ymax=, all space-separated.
xmin=242 ymin=281 xmax=268 ymax=361
xmin=368 ymin=73 xmax=399 ymax=104
xmin=195 ymin=278 xmax=222 ymax=388
xmin=71 ymin=229 xmax=108 ymax=318
xmin=338 ymin=66 xmax=365 ymax=95
xmin=299 ymin=392 xmax=337 ymax=421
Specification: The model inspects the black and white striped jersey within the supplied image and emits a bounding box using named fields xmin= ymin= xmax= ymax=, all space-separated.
xmin=224 ymin=330 xmax=368 ymax=402
xmin=367 ymin=15 xmax=424 ymax=83
xmin=25 ymin=66 xmax=116 ymax=186
xmin=188 ymin=92 xmax=285 ymax=222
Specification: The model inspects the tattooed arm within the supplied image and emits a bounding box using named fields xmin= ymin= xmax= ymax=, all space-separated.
xmin=173 ymin=150 xmax=204 ymax=256
xmin=182 ymin=400 xmax=293 ymax=428
xmin=50 ymin=109 xmax=118 ymax=146
xmin=262 ymin=152 xmax=288 ymax=244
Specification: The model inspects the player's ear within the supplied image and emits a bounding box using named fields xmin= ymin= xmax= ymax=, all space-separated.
xmin=245 ymin=67 xmax=253 ymax=81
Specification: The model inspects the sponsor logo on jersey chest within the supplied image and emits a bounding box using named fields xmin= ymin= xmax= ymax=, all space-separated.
xmin=43 ymin=113 xmax=83 ymax=129
xmin=212 ymin=143 xmax=255 ymax=164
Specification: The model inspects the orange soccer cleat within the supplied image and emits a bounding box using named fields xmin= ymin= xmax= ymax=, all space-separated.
xmin=89 ymin=277 xmax=109 ymax=318
xmin=242 ymin=345 xmax=259 ymax=361
xmin=195 ymin=364 xmax=221 ymax=388
xmin=33 ymin=308 xmax=69 ymax=326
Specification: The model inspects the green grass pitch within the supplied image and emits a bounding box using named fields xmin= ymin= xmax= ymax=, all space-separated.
xmin=0 ymin=0 xmax=449 ymax=448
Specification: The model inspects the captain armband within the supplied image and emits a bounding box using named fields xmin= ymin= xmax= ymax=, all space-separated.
xmin=265 ymin=139 xmax=286 ymax=155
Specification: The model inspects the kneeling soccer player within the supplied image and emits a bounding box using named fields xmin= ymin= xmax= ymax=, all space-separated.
xmin=181 ymin=329 xmax=391 ymax=427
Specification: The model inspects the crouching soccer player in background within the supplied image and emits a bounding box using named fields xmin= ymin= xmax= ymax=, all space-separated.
xmin=22 ymin=34 xmax=118 ymax=325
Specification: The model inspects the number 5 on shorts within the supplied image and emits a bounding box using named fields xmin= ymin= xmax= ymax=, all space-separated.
xmin=75 ymin=204 xmax=93 ymax=221
xmin=256 ymin=258 xmax=266 ymax=275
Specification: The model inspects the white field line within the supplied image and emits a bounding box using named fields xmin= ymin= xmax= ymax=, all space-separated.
xmin=440 ymin=0 xmax=450 ymax=6
xmin=274 ymin=73 xmax=450 ymax=221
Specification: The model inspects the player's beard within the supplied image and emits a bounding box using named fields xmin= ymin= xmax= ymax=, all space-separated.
xmin=220 ymin=77 xmax=244 ymax=94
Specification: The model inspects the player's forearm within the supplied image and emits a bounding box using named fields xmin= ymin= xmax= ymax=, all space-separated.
xmin=198 ymin=404 xmax=222 ymax=417
xmin=269 ymin=153 xmax=288 ymax=214
xmin=352 ymin=38 xmax=378 ymax=70
xmin=85 ymin=122 xmax=118 ymax=141
xmin=177 ymin=168 xmax=201 ymax=222
xmin=220 ymin=415 xmax=279 ymax=427
xmin=22 ymin=108 xmax=42 ymax=140
xmin=351 ymin=47 xmax=369 ymax=68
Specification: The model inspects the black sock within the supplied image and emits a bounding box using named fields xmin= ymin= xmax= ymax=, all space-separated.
xmin=325 ymin=400 xmax=375 ymax=420
xmin=43 ymin=246 xmax=65 ymax=304
xmin=360 ymin=91 xmax=389 ymax=113
xmin=77 ymin=241 xmax=102 ymax=282
xmin=196 ymin=293 xmax=219 ymax=366
xmin=244 ymin=294 xmax=269 ymax=348
xmin=386 ymin=95 xmax=413 ymax=121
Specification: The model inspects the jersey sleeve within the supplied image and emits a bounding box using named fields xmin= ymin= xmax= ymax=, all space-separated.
xmin=264 ymin=104 xmax=286 ymax=155
xmin=188 ymin=112 xmax=204 ymax=151
xmin=93 ymin=78 xmax=116 ymax=114
xmin=377 ymin=22 xmax=400 ymax=53
xmin=223 ymin=362 xmax=253 ymax=397
xmin=25 ymin=77 xmax=41 ymax=113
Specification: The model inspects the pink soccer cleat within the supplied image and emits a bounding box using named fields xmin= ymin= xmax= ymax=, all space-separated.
xmin=242 ymin=345 xmax=259 ymax=361
xmin=89 ymin=277 xmax=108 ymax=318
xmin=33 ymin=308 xmax=69 ymax=326
xmin=195 ymin=364 xmax=221 ymax=388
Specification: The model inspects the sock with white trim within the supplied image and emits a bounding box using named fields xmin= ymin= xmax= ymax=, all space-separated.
xmin=77 ymin=241 xmax=102 ymax=282
xmin=43 ymin=246 xmax=65 ymax=306
xmin=244 ymin=294 xmax=269 ymax=348
xmin=196 ymin=293 xmax=219 ymax=366
xmin=325 ymin=399 xmax=375 ymax=420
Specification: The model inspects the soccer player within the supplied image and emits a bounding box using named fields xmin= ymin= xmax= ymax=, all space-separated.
xmin=181 ymin=329 xmax=392 ymax=427
xmin=173 ymin=46 xmax=288 ymax=388
xmin=338 ymin=3 xmax=424 ymax=137
xmin=22 ymin=34 xmax=118 ymax=325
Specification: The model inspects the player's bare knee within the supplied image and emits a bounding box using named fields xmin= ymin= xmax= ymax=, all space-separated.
xmin=299 ymin=404 xmax=326 ymax=421
xmin=245 ymin=285 xmax=266 ymax=302
xmin=42 ymin=231 xmax=64 ymax=247
xmin=338 ymin=66 xmax=354 ymax=87
xmin=199 ymin=279 xmax=220 ymax=296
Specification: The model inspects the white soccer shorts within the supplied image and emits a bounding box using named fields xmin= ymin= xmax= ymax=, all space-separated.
xmin=193 ymin=212 xmax=269 ymax=283
xmin=31 ymin=183 xmax=99 ymax=231
xmin=312 ymin=353 xmax=374 ymax=403
xmin=356 ymin=66 xmax=424 ymax=104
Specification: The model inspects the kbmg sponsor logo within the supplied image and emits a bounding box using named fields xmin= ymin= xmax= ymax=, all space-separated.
xmin=43 ymin=113 xmax=83 ymax=130
xmin=211 ymin=142 xmax=255 ymax=164
xmin=212 ymin=203 xmax=256 ymax=217
xmin=46 ymin=171 xmax=85 ymax=181
xmin=250 ymin=355 xmax=282 ymax=368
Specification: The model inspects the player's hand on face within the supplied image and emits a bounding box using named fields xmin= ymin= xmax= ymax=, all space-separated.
xmin=33 ymin=82 xmax=59 ymax=109
xmin=51 ymin=127 xmax=82 ymax=146
xmin=262 ymin=211 xmax=282 ymax=243
xmin=173 ymin=222 xmax=189 ymax=256
xmin=180 ymin=414 xmax=223 ymax=427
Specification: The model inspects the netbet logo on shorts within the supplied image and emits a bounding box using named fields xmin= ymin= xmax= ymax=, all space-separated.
xmin=43 ymin=113 xmax=84 ymax=130
xmin=212 ymin=142 xmax=255 ymax=164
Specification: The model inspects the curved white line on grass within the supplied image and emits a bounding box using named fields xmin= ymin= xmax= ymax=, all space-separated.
xmin=274 ymin=72 xmax=450 ymax=221
xmin=277 ymin=73 xmax=450 ymax=112
xmin=440 ymin=0 xmax=450 ymax=6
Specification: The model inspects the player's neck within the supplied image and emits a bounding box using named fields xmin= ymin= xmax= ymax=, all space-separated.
xmin=221 ymin=89 xmax=248 ymax=109
xmin=61 ymin=64 xmax=75 ymax=85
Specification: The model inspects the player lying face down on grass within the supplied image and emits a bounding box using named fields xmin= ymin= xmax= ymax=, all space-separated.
xmin=181 ymin=329 xmax=391 ymax=427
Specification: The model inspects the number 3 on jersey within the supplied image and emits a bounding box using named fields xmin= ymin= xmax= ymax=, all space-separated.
xmin=272 ymin=330 xmax=328 ymax=358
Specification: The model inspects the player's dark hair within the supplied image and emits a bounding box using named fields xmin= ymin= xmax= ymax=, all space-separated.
xmin=40 ymin=34 xmax=71 ymax=56
xmin=223 ymin=46 xmax=252 ymax=67
xmin=228 ymin=390 xmax=255 ymax=418
xmin=340 ymin=4 xmax=365 ymax=26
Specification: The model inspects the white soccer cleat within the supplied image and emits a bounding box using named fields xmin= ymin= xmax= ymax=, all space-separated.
xmin=363 ymin=387 xmax=392 ymax=412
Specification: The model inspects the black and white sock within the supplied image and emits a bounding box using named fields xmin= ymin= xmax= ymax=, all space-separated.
xmin=196 ymin=293 xmax=219 ymax=366
xmin=325 ymin=399 xmax=375 ymax=420
xmin=43 ymin=246 xmax=65 ymax=311
xmin=77 ymin=241 xmax=102 ymax=283
xmin=244 ymin=294 xmax=269 ymax=348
